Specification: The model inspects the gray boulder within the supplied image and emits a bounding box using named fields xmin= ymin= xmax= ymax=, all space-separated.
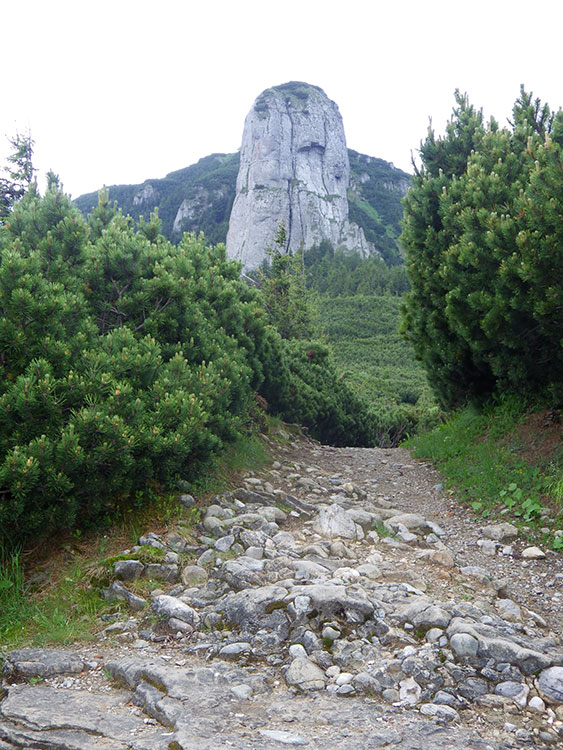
xmin=285 ymin=657 xmax=325 ymax=691
xmin=447 ymin=617 xmax=561 ymax=675
xmin=312 ymin=504 xmax=364 ymax=540
xmin=100 ymin=580 xmax=147 ymax=611
xmin=385 ymin=513 xmax=433 ymax=535
xmin=181 ymin=565 xmax=208 ymax=586
xmin=538 ymin=666 xmax=563 ymax=704
xmin=143 ymin=563 xmax=179 ymax=582
xmin=113 ymin=559 xmax=144 ymax=581
xmin=480 ymin=523 xmax=519 ymax=543
xmin=286 ymin=583 xmax=374 ymax=621
xmin=152 ymin=595 xmax=199 ymax=625
xmin=419 ymin=703 xmax=459 ymax=722
xmin=221 ymin=585 xmax=289 ymax=630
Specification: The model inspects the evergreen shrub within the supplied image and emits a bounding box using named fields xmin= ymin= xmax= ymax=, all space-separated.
xmin=401 ymin=88 xmax=563 ymax=408
xmin=271 ymin=340 xmax=375 ymax=446
xmin=0 ymin=187 xmax=268 ymax=543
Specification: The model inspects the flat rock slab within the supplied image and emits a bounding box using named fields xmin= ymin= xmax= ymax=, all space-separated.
xmin=2 ymin=649 xmax=85 ymax=680
xmin=259 ymin=728 xmax=309 ymax=745
xmin=0 ymin=655 xmax=525 ymax=750
xmin=0 ymin=684 xmax=169 ymax=749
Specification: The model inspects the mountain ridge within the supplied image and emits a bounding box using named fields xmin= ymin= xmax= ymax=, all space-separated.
xmin=74 ymin=148 xmax=409 ymax=265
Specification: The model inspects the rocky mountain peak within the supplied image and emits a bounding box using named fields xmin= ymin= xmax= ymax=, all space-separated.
xmin=226 ymin=82 xmax=375 ymax=270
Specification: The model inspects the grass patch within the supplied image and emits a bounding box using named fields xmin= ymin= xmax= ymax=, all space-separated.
xmin=404 ymin=396 xmax=563 ymax=548
xmin=372 ymin=521 xmax=394 ymax=538
xmin=0 ymin=550 xmax=114 ymax=648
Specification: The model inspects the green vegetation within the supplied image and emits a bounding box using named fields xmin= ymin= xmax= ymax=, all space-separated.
xmin=401 ymin=88 xmax=562 ymax=409
xmin=0 ymin=131 xmax=35 ymax=219
xmin=0 ymin=422 xmax=275 ymax=648
xmin=0 ymin=184 xmax=272 ymax=547
xmin=347 ymin=150 xmax=410 ymax=265
xmin=272 ymin=340 xmax=378 ymax=446
xmin=405 ymin=397 xmax=563 ymax=549
xmin=399 ymin=88 xmax=562 ymax=543
xmin=1 ymin=173 xmax=394 ymax=554
xmin=74 ymin=152 xmax=240 ymax=244
xmin=251 ymin=234 xmax=439 ymax=446
xmin=254 ymin=81 xmax=321 ymax=112
xmin=0 ymin=553 xmax=109 ymax=646
xmin=316 ymin=294 xmax=440 ymax=445
xmin=259 ymin=222 xmax=315 ymax=340
xmin=304 ymin=243 xmax=409 ymax=296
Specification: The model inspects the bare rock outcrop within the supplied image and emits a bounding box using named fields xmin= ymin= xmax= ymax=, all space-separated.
xmin=226 ymin=81 xmax=377 ymax=270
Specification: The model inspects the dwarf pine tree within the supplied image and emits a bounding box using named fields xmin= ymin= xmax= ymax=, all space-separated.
xmin=400 ymin=92 xmax=491 ymax=407
xmin=0 ymin=182 xmax=271 ymax=542
xmin=401 ymin=89 xmax=562 ymax=408
xmin=0 ymin=132 xmax=35 ymax=219
xmin=260 ymin=222 xmax=314 ymax=340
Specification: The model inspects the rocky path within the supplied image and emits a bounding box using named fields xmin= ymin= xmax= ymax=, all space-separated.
xmin=1 ymin=431 xmax=562 ymax=749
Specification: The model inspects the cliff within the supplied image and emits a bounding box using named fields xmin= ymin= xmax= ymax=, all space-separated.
xmin=226 ymin=82 xmax=375 ymax=270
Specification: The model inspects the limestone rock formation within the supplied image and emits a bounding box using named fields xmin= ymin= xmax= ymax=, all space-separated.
xmin=172 ymin=184 xmax=231 ymax=237
xmin=132 ymin=183 xmax=159 ymax=207
xmin=226 ymin=82 xmax=377 ymax=270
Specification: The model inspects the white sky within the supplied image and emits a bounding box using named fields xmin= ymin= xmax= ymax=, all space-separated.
xmin=2 ymin=0 xmax=561 ymax=198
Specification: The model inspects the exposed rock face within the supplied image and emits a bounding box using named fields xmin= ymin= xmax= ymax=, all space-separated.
xmin=226 ymin=82 xmax=376 ymax=270
xmin=132 ymin=183 xmax=159 ymax=207
xmin=172 ymin=185 xmax=230 ymax=237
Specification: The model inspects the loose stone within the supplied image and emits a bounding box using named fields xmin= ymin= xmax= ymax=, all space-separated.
xmin=152 ymin=595 xmax=199 ymax=625
xmin=258 ymin=729 xmax=309 ymax=745
xmin=481 ymin=523 xmax=519 ymax=543
xmin=230 ymin=684 xmax=253 ymax=699
xmin=528 ymin=695 xmax=546 ymax=712
xmin=215 ymin=534 xmax=235 ymax=552
xmin=399 ymin=676 xmax=422 ymax=705
xmin=538 ymin=667 xmax=563 ymax=704
xmin=285 ymin=657 xmax=326 ymax=691
xmin=522 ymin=546 xmax=546 ymax=559
xmin=113 ymin=559 xmax=144 ymax=581
xmin=312 ymin=504 xmax=363 ymax=540
xmin=419 ymin=703 xmax=459 ymax=722
xmin=494 ymin=681 xmax=529 ymax=707
xmin=181 ymin=565 xmax=208 ymax=586
xmin=219 ymin=642 xmax=251 ymax=656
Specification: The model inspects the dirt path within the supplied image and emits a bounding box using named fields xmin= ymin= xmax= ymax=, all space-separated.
xmin=1 ymin=430 xmax=562 ymax=749
xmin=283 ymin=439 xmax=563 ymax=630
